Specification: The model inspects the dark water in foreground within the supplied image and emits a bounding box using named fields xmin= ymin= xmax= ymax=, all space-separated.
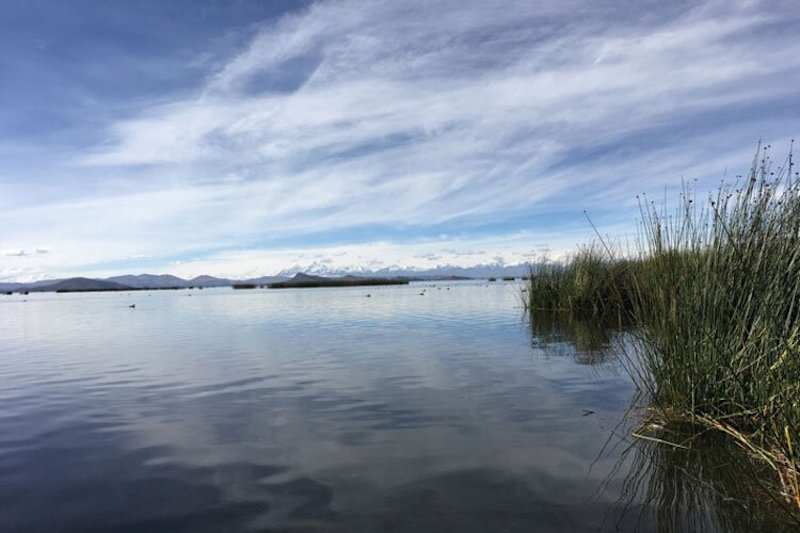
xmin=0 ymin=281 xmax=796 ymax=532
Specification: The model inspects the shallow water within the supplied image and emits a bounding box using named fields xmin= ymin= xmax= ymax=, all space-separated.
xmin=0 ymin=281 xmax=795 ymax=531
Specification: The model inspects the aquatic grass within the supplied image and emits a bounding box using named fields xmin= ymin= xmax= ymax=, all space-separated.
xmin=527 ymin=142 xmax=800 ymax=509
xmin=628 ymin=144 xmax=800 ymax=505
xmin=524 ymin=243 xmax=635 ymax=317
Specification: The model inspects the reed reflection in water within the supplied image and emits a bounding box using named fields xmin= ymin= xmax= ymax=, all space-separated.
xmin=527 ymin=310 xmax=620 ymax=366
xmin=612 ymin=421 xmax=800 ymax=532
xmin=529 ymin=312 xmax=800 ymax=531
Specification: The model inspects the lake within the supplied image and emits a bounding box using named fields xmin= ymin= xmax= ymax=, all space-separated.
xmin=0 ymin=281 xmax=795 ymax=531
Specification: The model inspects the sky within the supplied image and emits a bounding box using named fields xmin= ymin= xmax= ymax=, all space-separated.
xmin=1 ymin=0 xmax=799 ymax=281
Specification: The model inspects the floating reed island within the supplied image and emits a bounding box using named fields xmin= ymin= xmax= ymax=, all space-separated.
xmin=267 ymin=273 xmax=409 ymax=289
xmin=525 ymin=143 xmax=800 ymax=511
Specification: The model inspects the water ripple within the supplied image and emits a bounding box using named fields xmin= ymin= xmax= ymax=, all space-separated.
xmin=1 ymin=282 xmax=780 ymax=531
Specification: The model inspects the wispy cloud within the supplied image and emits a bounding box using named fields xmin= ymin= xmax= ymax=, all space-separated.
xmin=1 ymin=0 xmax=799 ymax=279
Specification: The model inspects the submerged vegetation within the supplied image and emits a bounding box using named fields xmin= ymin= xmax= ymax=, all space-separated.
xmin=614 ymin=420 xmax=800 ymax=530
xmin=526 ymin=143 xmax=800 ymax=510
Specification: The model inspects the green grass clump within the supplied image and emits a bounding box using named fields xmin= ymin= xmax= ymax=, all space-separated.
xmin=525 ymin=244 xmax=635 ymax=316
xmin=527 ymin=143 xmax=800 ymax=507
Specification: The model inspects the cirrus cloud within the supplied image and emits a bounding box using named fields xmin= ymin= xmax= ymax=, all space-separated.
xmin=1 ymin=0 xmax=799 ymax=280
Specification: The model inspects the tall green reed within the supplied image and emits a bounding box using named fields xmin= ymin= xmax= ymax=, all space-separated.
xmin=526 ymin=142 xmax=800 ymax=506
xmin=525 ymin=243 xmax=635 ymax=316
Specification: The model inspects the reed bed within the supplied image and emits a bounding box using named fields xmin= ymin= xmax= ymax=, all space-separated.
xmin=526 ymin=143 xmax=800 ymax=508
xmin=526 ymin=244 xmax=635 ymax=316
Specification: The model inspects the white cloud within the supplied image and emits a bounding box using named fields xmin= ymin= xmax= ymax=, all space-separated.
xmin=415 ymin=253 xmax=442 ymax=261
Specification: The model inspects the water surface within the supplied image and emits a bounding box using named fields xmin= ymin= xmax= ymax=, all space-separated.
xmin=0 ymin=282 xmax=794 ymax=531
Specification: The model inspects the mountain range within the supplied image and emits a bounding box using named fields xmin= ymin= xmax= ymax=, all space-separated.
xmin=275 ymin=261 xmax=533 ymax=280
xmin=0 ymin=274 xmax=287 ymax=293
xmin=0 ymin=263 xmax=533 ymax=293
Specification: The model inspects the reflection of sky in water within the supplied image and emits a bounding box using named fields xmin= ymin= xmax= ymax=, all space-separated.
xmin=2 ymin=282 xmax=789 ymax=531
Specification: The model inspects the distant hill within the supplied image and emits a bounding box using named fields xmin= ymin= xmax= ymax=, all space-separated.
xmin=289 ymin=273 xmax=329 ymax=283
xmin=32 ymin=277 xmax=133 ymax=293
xmin=106 ymin=274 xmax=188 ymax=289
xmin=186 ymin=275 xmax=235 ymax=287
xmin=104 ymin=274 xmax=241 ymax=289
xmin=0 ymin=278 xmax=66 ymax=292
xmin=0 ymin=282 xmax=24 ymax=292
xmin=2 ymin=273 xmax=252 ymax=293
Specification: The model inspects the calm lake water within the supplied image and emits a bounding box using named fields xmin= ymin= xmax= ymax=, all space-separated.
xmin=0 ymin=281 xmax=796 ymax=532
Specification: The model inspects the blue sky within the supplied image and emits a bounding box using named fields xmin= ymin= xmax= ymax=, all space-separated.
xmin=1 ymin=0 xmax=799 ymax=281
